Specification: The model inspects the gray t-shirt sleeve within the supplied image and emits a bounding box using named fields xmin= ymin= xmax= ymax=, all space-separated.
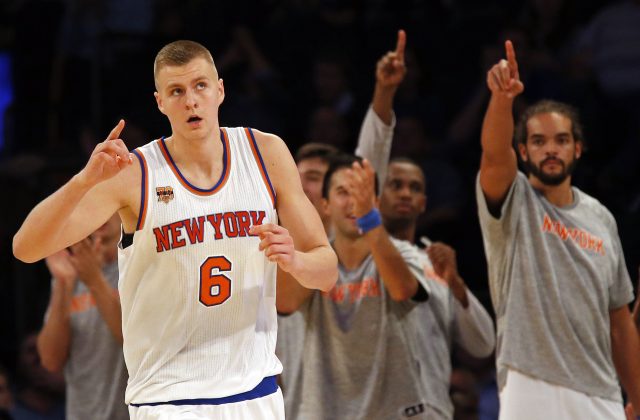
xmin=605 ymin=214 xmax=634 ymax=310
xmin=392 ymin=238 xmax=431 ymax=299
xmin=475 ymin=172 xmax=524 ymax=232
xmin=355 ymin=106 xmax=395 ymax=187
xmin=452 ymin=291 xmax=496 ymax=358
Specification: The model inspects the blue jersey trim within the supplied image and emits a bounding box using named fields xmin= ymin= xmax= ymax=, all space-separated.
xmin=159 ymin=130 xmax=228 ymax=193
xmin=130 ymin=376 xmax=278 ymax=407
xmin=131 ymin=149 xmax=146 ymax=231
xmin=246 ymin=127 xmax=277 ymax=209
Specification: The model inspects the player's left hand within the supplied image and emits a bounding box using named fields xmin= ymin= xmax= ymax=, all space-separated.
xmin=427 ymin=242 xmax=469 ymax=306
xmin=376 ymin=29 xmax=407 ymax=89
xmin=344 ymin=159 xmax=377 ymax=218
xmin=250 ymin=223 xmax=299 ymax=273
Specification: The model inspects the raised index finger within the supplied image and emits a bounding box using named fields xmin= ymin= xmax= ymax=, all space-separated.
xmin=395 ymin=29 xmax=406 ymax=62
xmin=505 ymin=40 xmax=518 ymax=73
xmin=107 ymin=119 xmax=126 ymax=141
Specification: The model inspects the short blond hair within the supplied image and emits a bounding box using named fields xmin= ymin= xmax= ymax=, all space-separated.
xmin=153 ymin=40 xmax=217 ymax=88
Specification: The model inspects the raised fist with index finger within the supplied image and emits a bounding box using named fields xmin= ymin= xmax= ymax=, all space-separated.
xmin=486 ymin=40 xmax=524 ymax=99
xmin=77 ymin=119 xmax=133 ymax=189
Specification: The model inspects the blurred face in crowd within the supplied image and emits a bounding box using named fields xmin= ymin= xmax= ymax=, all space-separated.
xmin=92 ymin=213 xmax=122 ymax=263
xmin=154 ymin=57 xmax=225 ymax=142
xmin=0 ymin=371 xmax=12 ymax=410
xmin=298 ymin=157 xmax=330 ymax=220
xmin=379 ymin=161 xmax=426 ymax=225
xmin=519 ymin=112 xmax=582 ymax=187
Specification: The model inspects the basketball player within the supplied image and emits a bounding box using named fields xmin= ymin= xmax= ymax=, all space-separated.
xmin=477 ymin=40 xmax=640 ymax=418
xmin=379 ymin=157 xmax=495 ymax=419
xmin=13 ymin=40 xmax=337 ymax=419
xmin=37 ymin=213 xmax=128 ymax=420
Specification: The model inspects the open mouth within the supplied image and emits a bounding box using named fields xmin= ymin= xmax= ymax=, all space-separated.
xmin=187 ymin=116 xmax=202 ymax=123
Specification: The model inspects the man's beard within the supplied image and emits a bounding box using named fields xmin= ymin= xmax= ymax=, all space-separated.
xmin=523 ymin=155 xmax=578 ymax=186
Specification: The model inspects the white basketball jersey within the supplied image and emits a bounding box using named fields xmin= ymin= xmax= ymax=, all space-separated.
xmin=118 ymin=127 xmax=282 ymax=405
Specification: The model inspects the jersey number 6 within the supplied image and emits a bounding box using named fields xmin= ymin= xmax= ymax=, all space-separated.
xmin=199 ymin=256 xmax=232 ymax=306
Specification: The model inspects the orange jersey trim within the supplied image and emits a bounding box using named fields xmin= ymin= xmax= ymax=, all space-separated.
xmin=245 ymin=127 xmax=276 ymax=208
xmin=157 ymin=130 xmax=231 ymax=196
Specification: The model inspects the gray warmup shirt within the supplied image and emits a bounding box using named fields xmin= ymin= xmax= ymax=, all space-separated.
xmin=406 ymin=249 xmax=495 ymax=419
xmin=65 ymin=262 xmax=129 ymax=420
xmin=295 ymin=238 xmax=430 ymax=420
xmin=476 ymin=172 xmax=633 ymax=402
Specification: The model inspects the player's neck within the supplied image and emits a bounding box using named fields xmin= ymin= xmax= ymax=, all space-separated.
xmin=165 ymin=129 xmax=224 ymax=170
xmin=530 ymin=176 xmax=574 ymax=207
xmin=333 ymin=234 xmax=370 ymax=270
xmin=384 ymin=220 xmax=415 ymax=242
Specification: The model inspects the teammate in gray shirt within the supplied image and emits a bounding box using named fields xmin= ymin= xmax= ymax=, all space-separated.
xmin=477 ymin=40 xmax=640 ymax=419
xmin=278 ymin=154 xmax=430 ymax=420
xmin=37 ymin=214 xmax=128 ymax=420
xmin=379 ymin=157 xmax=495 ymax=419
xmin=277 ymin=30 xmax=407 ymax=420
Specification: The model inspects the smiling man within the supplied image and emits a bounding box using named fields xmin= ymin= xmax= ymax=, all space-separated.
xmin=13 ymin=40 xmax=337 ymax=419
xmin=477 ymin=41 xmax=640 ymax=419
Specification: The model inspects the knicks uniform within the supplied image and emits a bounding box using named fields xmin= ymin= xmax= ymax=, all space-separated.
xmin=118 ymin=127 xmax=283 ymax=417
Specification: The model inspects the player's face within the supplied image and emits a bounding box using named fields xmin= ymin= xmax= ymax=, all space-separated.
xmin=298 ymin=157 xmax=329 ymax=217
xmin=379 ymin=162 xmax=426 ymax=223
xmin=323 ymin=168 xmax=360 ymax=238
xmin=154 ymin=57 xmax=225 ymax=141
xmin=519 ymin=112 xmax=582 ymax=186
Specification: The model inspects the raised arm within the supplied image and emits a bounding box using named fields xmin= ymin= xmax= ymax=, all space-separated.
xmin=13 ymin=120 xmax=138 ymax=263
xmin=348 ymin=159 xmax=418 ymax=301
xmin=610 ymin=305 xmax=640 ymax=415
xmin=37 ymin=251 xmax=77 ymax=373
xmin=427 ymin=242 xmax=495 ymax=357
xmin=355 ymin=29 xmax=406 ymax=186
xmin=249 ymin=130 xmax=338 ymax=313
xmin=479 ymin=40 xmax=524 ymax=210
xmin=633 ymin=274 xmax=640 ymax=331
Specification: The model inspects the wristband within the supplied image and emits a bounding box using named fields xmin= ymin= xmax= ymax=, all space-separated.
xmin=356 ymin=208 xmax=382 ymax=235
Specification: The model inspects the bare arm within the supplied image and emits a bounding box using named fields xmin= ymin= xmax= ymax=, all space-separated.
xmin=479 ymin=40 xmax=523 ymax=210
xmin=69 ymin=239 xmax=123 ymax=343
xmin=633 ymin=274 xmax=640 ymax=330
xmin=37 ymin=251 xmax=76 ymax=373
xmin=250 ymin=130 xmax=338 ymax=313
xmin=610 ymin=305 xmax=640 ymax=415
xmin=13 ymin=121 xmax=137 ymax=263
xmin=348 ymin=159 xmax=418 ymax=301
xmin=355 ymin=29 xmax=406 ymax=186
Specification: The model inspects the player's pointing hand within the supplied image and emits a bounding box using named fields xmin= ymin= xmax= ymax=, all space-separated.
xmin=78 ymin=120 xmax=133 ymax=188
xmin=486 ymin=40 xmax=524 ymax=99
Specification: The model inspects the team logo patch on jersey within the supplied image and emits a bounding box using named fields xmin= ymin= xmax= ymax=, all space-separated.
xmin=156 ymin=186 xmax=174 ymax=203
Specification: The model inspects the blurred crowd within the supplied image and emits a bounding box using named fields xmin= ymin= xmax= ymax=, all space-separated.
xmin=1 ymin=0 xmax=639 ymax=418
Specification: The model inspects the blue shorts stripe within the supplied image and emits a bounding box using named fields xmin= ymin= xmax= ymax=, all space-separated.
xmin=130 ymin=376 xmax=278 ymax=407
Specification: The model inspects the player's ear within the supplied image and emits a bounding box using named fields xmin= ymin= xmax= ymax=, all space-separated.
xmin=575 ymin=140 xmax=583 ymax=160
xmin=154 ymin=92 xmax=166 ymax=115
xmin=217 ymin=79 xmax=225 ymax=106
xmin=517 ymin=142 xmax=528 ymax=162
xmin=419 ymin=194 xmax=426 ymax=214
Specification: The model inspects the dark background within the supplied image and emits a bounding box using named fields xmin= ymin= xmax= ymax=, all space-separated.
xmin=1 ymin=0 xmax=639 ymax=417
